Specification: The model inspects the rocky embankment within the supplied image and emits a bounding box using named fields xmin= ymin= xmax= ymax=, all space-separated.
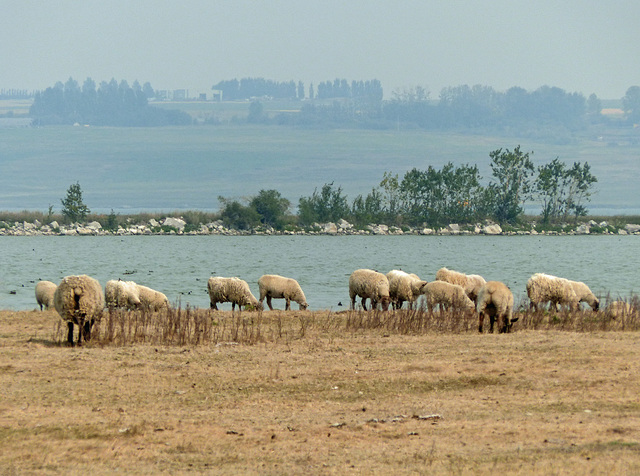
xmin=1 ymin=217 xmax=639 ymax=237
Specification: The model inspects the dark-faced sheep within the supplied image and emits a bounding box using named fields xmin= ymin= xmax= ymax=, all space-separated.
xmin=477 ymin=281 xmax=517 ymax=333
xmin=53 ymin=275 xmax=104 ymax=345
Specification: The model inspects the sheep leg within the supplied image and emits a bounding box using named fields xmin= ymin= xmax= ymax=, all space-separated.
xmin=489 ymin=316 xmax=495 ymax=333
xmin=83 ymin=320 xmax=92 ymax=341
xmin=361 ymin=298 xmax=368 ymax=311
xmin=478 ymin=312 xmax=485 ymax=333
xmin=67 ymin=322 xmax=75 ymax=344
xmin=266 ymin=296 xmax=274 ymax=311
xmin=210 ymin=301 xmax=219 ymax=310
xmin=285 ymin=299 xmax=291 ymax=311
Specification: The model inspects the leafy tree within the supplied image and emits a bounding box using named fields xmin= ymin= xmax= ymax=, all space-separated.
xmin=247 ymin=101 xmax=264 ymax=123
xmin=563 ymin=162 xmax=598 ymax=223
xmin=488 ymin=146 xmax=535 ymax=224
xmin=536 ymin=158 xmax=567 ymax=224
xmin=395 ymin=163 xmax=484 ymax=226
xmin=535 ymin=159 xmax=597 ymax=224
xmin=622 ymin=86 xmax=640 ymax=123
xmin=586 ymin=93 xmax=602 ymax=116
xmin=218 ymin=197 xmax=260 ymax=230
xmin=298 ymin=182 xmax=350 ymax=225
xmin=60 ymin=182 xmax=90 ymax=223
xmin=104 ymin=209 xmax=119 ymax=231
xmin=250 ymin=189 xmax=290 ymax=230
xmin=351 ymin=188 xmax=385 ymax=226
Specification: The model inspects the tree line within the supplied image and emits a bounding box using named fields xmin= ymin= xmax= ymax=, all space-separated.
xmin=57 ymin=147 xmax=596 ymax=230
xmin=217 ymin=147 xmax=597 ymax=230
xmin=29 ymin=77 xmax=191 ymax=126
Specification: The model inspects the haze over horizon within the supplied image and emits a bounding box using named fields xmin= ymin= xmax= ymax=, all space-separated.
xmin=2 ymin=0 xmax=639 ymax=100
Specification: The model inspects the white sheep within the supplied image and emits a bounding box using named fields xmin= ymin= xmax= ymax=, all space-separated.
xmin=258 ymin=274 xmax=308 ymax=310
xmin=35 ymin=280 xmax=57 ymax=311
xmin=476 ymin=281 xmax=517 ymax=333
xmin=605 ymin=300 xmax=637 ymax=319
xmin=568 ymin=279 xmax=600 ymax=311
xmin=136 ymin=284 xmax=170 ymax=311
xmin=105 ymin=279 xmax=141 ymax=310
xmin=53 ymin=275 xmax=104 ymax=345
xmin=423 ymin=280 xmax=475 ymax=314
xmin=386 ymin=270 xmax=427 ymax=310
xmin=435 ymin=267 xmax=486 ymax=303
xmin=526 ymin=273 xmax=580 ymax=311
xmin=348 ymin=269 xmax=391 ymax=311
xmin=207 ymin=277 xmax=262 ymax=311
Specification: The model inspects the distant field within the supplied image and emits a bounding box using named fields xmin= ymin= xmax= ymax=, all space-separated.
xmin=1 ymin=99 xmax=639 ymax=214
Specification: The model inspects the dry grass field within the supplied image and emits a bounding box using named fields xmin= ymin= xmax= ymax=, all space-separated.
xmin=1 ymin=306 xmax=640 ymax=475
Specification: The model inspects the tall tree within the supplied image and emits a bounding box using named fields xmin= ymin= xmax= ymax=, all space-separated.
xmin=487 ymin=146 xmax=535 ymax=224
xmin=622 ymin=86 xmax=640 ymax=123
xmin=250 ymin=189 xmax=290 ymax=230
xmin=60 ymin=182 xmax=90 ymax=223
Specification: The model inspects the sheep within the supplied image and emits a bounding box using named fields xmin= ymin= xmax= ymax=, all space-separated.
xmin=423 ymin=280 xmax=475 ymax=314
xmin=568 ymin=279 xmax=600 ymax=311
xmin=136 ymin=284 xmax=170 ymax=311
xmin=207 ymin=277 xmax=262 ymax=311
xmin=53 ymin=275 xmax=104 ymax=345
xmin=258 ymin=274 xmax=308 ymax=311
xmin=348 ymin=269 xmax=391 ymax=311
xmin=35 ymin=280 xmax=57 ymax=311
xmin=105 ymin=279 xmax=141 ymax=310
xmin=386 ymin=270 xmax=427 ymax=310
xmin=476 ymin=281 xmax=517 ymax=333
xmin=605 ymin=300 xmax=636 ymax=319
xmin=526 ymin=273 xmax=580 ymax=311
xmin=435 ymin=267 xmax=486 ymax=303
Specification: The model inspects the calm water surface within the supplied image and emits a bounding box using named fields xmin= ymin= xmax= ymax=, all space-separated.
xmin=1 ymin=235 xmax=638 ymax=311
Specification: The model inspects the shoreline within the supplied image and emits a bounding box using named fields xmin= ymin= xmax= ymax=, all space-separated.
xmin=1 ymin=218 xmax=640 ymax=237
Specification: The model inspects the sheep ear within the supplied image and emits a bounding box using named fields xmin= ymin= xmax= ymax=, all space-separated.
xmin=511 ymin=317 xmax=519 ymax=323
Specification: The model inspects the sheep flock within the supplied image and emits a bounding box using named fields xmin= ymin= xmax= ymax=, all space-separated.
xmin=33 ymin=264 xmax=629 ymax=345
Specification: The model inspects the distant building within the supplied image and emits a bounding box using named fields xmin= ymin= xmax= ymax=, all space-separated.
xmin=211 ymin=89 xmax=223 ymax=101
xmin=173 ymin=89 xmax=188 ymax=101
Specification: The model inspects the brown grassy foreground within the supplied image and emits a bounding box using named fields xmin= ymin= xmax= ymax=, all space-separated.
xmin=1 ymin=306 xmax=640 ymax=475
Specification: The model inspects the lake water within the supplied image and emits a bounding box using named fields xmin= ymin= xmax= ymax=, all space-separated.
xmin=1 ymin=235 xmax=638 ymax=311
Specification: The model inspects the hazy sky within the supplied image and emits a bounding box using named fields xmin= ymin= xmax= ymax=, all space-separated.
xmin=3 ymin=0 xmax=639 ymax=99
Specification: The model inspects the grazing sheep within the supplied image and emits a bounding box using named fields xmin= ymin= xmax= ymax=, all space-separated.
xmin=349 ymin=269 xmax=391 ymax=311
xmin=423 ymin=280 xmax=475 ymax=314
xmin=207 ymin=277 xmax=262 ymax=311
xmin=53 ymin=275 xmax=104 ymax=345
xmin=435 ymin=267 xmax=486 ymax=303
xmin=136 ymin=284 xmax=170 ymax=311
xmin=526 ymin=273 xmax=580 ymax=311
xmin=105 ymin=279 xmax=141 ymax=310
xmin=477 ymin=281 xmax=517 ymax=333
xmin=605 ymin=300 xmax=636 ymax=319
xmin=568 ymin=280 xmax=600 ymax=311
xmin=258 ymin=274 xmax=308 ymax=311
xmin=386 ymin=270 xmax=427 ymax=310
xmin=35 ymin=280 xmax=57 ymax=311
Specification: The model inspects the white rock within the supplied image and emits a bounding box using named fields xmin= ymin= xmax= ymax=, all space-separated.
xmin=575 ymin=224 xmax=590 ymax=234
xmin=163 ymin=217 xmax=186 ymax=230
xmin=625 ymin=224 xmax=640 ymax=233
xmin=483 ymin=224 xmax=502 ymax=235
